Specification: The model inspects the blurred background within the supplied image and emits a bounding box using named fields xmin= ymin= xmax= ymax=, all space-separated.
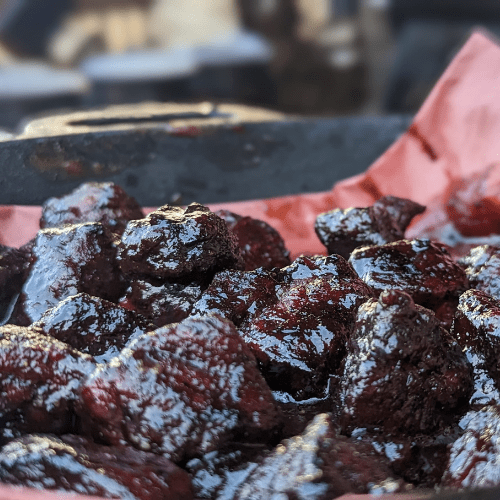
xmin=0 ymin=0 xmax=499 ymax=131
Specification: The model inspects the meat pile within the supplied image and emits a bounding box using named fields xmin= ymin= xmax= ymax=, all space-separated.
xmin=2 ymin=181 xmax=500 ymax=499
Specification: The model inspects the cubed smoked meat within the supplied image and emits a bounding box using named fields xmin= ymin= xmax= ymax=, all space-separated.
xmin=460 ymin=245 xmax=500 ymax=300
xmin=240 ymin=262 xmax=373 ymax=400
xmin=117 ymin=203 xmax=242 ymax=280
xmin=315 ymin=195 xmax=425 ymax=259
xmin=349 ymin=239 xmax=468 ymax=308
xmin=216 ymin=209 xmax=291 ymax=270
xmin=186 ymin=445 xmax=265 ymax=500
xmin=0 ymin=434 xmax=194 ymax=500
xmin=0 ymin=325 xmax=96 ymax=441
xmin=193 ymin=255 xmax=373 ymax=400
xmin=340 ymin=290 xmax=473 ymax=435
xmin=451 ymin=289 xmax=500 ymax=405
xmin=442 ymin=406 xmax=500 ymax=489
xmin=119 ymin=279 xmax=204 ymax=327
xmin=40 ymin=182 xmax=143 ymax=235
xmin=77 ymin=315 xmax=280 ymax=462
xmin=192 ymin=267 xmax=280 ymax=326
xmin=0 ymin=244 xmax=30 ymax=324
xmin=233 ymin=413 xmax=406 ymax=500
xmin=445 ymin=165 xmax=500 ymax=237
xmin=33 ymin=293 xmax=152 ymax=363
xmin=353 ymin=428 xmax=460 ymax=488
xmin=14 ymin=222 xmax=124 ymax=325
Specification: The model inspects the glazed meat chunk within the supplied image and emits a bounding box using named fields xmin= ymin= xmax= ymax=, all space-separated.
xmin=340 ymin=290 xmax=473 ymax=435
xmin=193 ymin=255 xmax=373 ymax=400
xmin=354 ymin=429 xmax=458 ymax=488
xmin=315 ymin=195 xmax=425 ymax=259
xmin=13 ymin=222 xmax=123 ymax=325
xmin=451 ymin=289 xmax=500 ymax=406
xmin=117 ymin=203 xmax=242 ymax=280
xmin=0 ymin=325 xmax=96 ymax=442
xmin=0 ymin=244 xmax=31 ymax=323
xmin=445 ymin=166 xmax=500 ymax=237
xmin=216 ymin=209 xmax=291 ymax=270
xmin=186 ymin=445 xmax=265 ymax=500
xmin=0 ymin=434 xmax=194 ymax=500
xmin=442 ymin=405 xmax=500 ymax=489
xmin=119 ymin=278 xmax=204 ymax=327
xmin=77 ymin=315 xmax=279 ymax=462
xmin=33 ymin=293 xmax=152 ymax=363
xmin=349 ymin=238 xmax=468 ymax=328
xmin=460 ymin=245 xmax=500 ymax=300
xmin=240 ymin=257 xmax=373 ymax=400
xmin=192 ymin=267 xmax=280 ymax=326
xmin=40 ymin=181 xmax=143 ymax=235
xmin=233 ymin=413 xmax=406 ymax=500
xmin=349 ymin=239 xmax=468 ymax=304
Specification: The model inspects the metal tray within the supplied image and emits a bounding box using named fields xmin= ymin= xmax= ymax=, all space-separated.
xmin=0 ymin=102 xmax=411 ymax=205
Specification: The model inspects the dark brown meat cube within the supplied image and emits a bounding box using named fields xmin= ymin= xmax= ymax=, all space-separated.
xmin=193 ymin=255 xmax=373 ymax=400
xmin=192 ymin=267 xmax=279 ymax=326
xmin=77 ymin=314 xmax=280 ymax=462
xmin=186 ymin=445 xmax=266 ymax=499
xmin=353 ymin=427 xmax=460 ymax=488
xmin=451 ymin=289 xmax=500 ymax=406
xmin=0 ymin=244 xmax=31 ymax=324
xmin=13 ymin=222 xmax=124 ymax=325
xmin=117 ymin=203 xmax=242 ymax=279
xmin=348 ymin=239 xmax=469 ymax=309
xmin=405 ymin=203 xmax=500 ymax=260
xmin=240 ymin=257 xmax=373 ymax=400
xmin=32 ymin=293 xmax=152 ymax=363
xmin=460 ymin=245 xmax=500 ymax=300
xmin=0 ymin=325 xmax=96 ymax=442
xmin=216 ymin=209 xmax=291 ymax=271
xmin=40 ymin=181 xmax=143 ymax=235
xmin=0 ymin=434 xmax=194 ymax=500
xmin=315 ymin=195 xmax=425 ymax=259
xmin=119 ymin=278 xmax=204 ymax=327
xmin=445 ymin=165 xmax=500 ymax=237
xmin=233 ymin=413 xmax=406 ymax=499
xmin=442 ymin=406 xmax=500 ymax=488
xmin=340 ymin=290 xmax=473 ymax=435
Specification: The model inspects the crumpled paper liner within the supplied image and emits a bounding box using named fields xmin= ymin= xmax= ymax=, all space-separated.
xmin=1 ymin=29 xmax=500 ymax=500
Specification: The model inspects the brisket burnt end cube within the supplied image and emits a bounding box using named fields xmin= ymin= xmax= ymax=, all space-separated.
xmin=460 ymin=245 xmax=500 ymax=300
xmin=0 ymin=434 xmax=194 ymax=500
xmin=240 ymin=255 xmax=374 ymax=400
xmin=117 ymin=203 xmax=242 ymax=280
xmin=192 ymin=267 xmax=280 ymax=326
xmin=353 ymin=428 xmax=461 ymax=488
xmin=40 ymin=181 xmax=144 ymax=235
xmin=445 ymin=166 xmax=500 ymax=237
xmin=442 ymin=406 xmax=500 ymax=489
xmin=77 ymin=314 xmax=280 ymax=462
xmin=186 ymin=445 xmax=266 ymax=499
xmin=216 ymin=209 xmax=291 ymax=271
xmin=340 ymin=290 xmax=473 ymax=435
xmin=451 ymin=289 xmax=500 ymax=406
xmin=233 ymin=413 xmax=406 ymax=499
xmin=0 ymin=325 xmax=96 ymax=442
xmin=119 ymin=278 xmax=204 ymax=328
xmin=33 ymin=293 xmax=152 ymax=363
xmin=349 ymin=238 xmax=468 ymax=328
xmin=315 ymin=195 xmax=425 ymax=259
xmin=0 ymin=244 xmax=32 ymax=324
xmin=13 ymin=222 xmax=124 ymax=325
xmin=193 ymin=255 xmax=373 ymax=401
